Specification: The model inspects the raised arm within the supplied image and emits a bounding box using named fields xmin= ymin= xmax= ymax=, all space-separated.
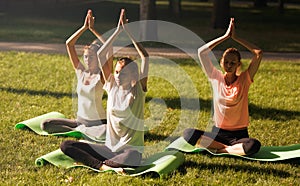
xmin=66 ymin=10 xmax=90 ymax=70
xmin=97 ymin=9 xmax=124 ymax=81
xmin=198 ymin=18 xmax=233 ymax=76
xmin=231 ymin=19 xmax=263 ymax=80
xmin=88 ymin=10 xmax=105 ymax=44
xmin=121 ymin=16 xmax=149 ymax=91
xmin=88 ymin=10 xmax=113 ymax=79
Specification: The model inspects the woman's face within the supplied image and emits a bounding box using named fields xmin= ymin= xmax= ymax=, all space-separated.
xmin=221 ymin=53 xmax=241 ymax=73
xmin=114 ymin=60 xmax=136 ymax=87
xmin=83 ymin=50 xmax=98 ymax=70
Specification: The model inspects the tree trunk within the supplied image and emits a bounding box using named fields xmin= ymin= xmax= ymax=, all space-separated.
xmin=254 ymin=0 xmax=268 ymax=7
xmin=139 ymin=0 xmax=158 ymax=41
xmin=212 ymin=0 xmax=230 ymax=29
xmin=278 ymin=0 xmax=284 ymax=14
xmin=169 ymin=0 xmax=181 ymax=22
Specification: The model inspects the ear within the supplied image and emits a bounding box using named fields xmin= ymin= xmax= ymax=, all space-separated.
xmin=236 ymin=63 xmax=242 ymax=76
xmin=220 ymin=59 xmax=224 ymax=69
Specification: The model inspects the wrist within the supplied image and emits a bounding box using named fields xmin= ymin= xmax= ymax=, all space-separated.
xmin=81 ymin=26 xmax=88 ymax=31
xmin=89 ymin=27 xmax=96 ymax=32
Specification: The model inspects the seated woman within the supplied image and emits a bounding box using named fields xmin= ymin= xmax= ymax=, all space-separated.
xmin=60 ymin=9 xmax=149 ymax=173
xmin=41 ymin=10 xmax=112 ymax=140
xmin=183 ymin=18 xmax=263 ymax=156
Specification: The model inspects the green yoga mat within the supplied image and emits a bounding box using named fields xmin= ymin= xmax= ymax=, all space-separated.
xmin=166 ymin=137 xmax=300 ymax=162
xmin=14 ymin=112 xmax=105 ymax=141
xmin=15 ymin=112 xmax=148 ymax=142
xmin=35 ymin=149 xmax=185 ymax=177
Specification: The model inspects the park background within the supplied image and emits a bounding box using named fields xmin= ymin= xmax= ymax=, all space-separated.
xmin=0 ymin=0 xmax=299 ymax=185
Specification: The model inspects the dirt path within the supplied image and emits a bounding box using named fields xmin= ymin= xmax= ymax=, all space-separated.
xmin=0 ymin=42 xmax=299 ymax=61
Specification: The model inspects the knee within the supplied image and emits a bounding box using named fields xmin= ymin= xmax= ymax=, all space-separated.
xmin=40 ymin=119 xmax=51 ymax=131
xmin=183 ymin=128 xmax=204 ymax=146
xmin=125 ymin=149 xmax=142 ymax=166
xmin=243 ymin=138 xmax=261 ymax=156
xmin=60 ymin=140 xmax=75 ymax=154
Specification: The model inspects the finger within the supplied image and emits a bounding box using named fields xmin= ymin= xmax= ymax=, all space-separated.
xmin=121 ymin=8 xmax=125 ymax=15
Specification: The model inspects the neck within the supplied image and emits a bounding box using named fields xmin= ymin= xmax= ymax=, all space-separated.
xmin=224 ymin=73 xmax=237 ymax=85
xmin=87 ymin=67 xmax=100 ymax=75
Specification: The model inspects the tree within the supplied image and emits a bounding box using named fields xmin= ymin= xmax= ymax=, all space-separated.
xmin=169 ymin=0 xmax=181 ymax=22
xmin=212 ymin=0 xmax=230 ymax=29
xmin=139 ymin=0 xmax=158 ymax=40
xmin=254 ymin=0 xmax=268 ymax=7
xmin=278 ymin=0 xmax=284 ymax=14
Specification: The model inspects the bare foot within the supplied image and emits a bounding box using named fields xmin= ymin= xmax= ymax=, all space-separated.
xmin=100 ymin=164 xmax=126 ymax=175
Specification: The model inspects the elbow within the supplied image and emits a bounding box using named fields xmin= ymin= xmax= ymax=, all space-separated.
xmin=198 ymin=46 xmax=209 ymax=56
xmin=143 ymin=52 xmax=149 ymax=58
xmin=65 ymin=39 xmax=72 ymax=48
xmin=198 ymin=46 xmax=209 ymax=59
xmin=255 ymin=49 xmax=263 ymax=59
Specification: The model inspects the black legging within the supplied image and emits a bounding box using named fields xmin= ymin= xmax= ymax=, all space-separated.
xmin=60 ymin=140 xmax=142 ymax=169
xmin=41 ymin=118 xmax=107 ymax=133
xmin=183 ymin=126 xmax=261 ymax=155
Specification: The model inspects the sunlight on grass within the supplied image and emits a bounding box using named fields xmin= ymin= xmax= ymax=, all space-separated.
xmin=0 ymin=51 xmax=299 ymax=185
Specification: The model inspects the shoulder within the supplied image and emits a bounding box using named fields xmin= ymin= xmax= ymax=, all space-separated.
xmin=103 ymin=74 xmax=115 ymax=92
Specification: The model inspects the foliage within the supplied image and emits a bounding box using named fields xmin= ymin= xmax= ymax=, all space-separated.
xmin=0 ymin=1 xmax=300 ymax=51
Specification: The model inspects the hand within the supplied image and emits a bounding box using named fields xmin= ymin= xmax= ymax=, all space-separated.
xmin=83 ymin=9 xmax=92 ymax=29
xmin=230 ymin=18 xmax=237 ymax=39
xmin=88 ymin=10 xmax=95 ymax=30
xmin=120 ymin=10 xmax=128 ymax=29
xmin=224 ymin=17 xmax=234 ymax=38
xmin=116 ymin=9 xmax=125 ymax=31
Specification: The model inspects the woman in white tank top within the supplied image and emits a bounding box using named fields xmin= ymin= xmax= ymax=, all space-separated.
xmin=60 ymin=9 xmax=149 ymax=174
xmin=41 ymin=10 xmax=112 ymax=141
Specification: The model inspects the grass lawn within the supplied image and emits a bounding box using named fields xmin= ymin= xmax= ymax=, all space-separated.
xmin=0 ymin=0 xmax=300 ymax=52
xmin=0 ymin=51 xmax=299 ymax=185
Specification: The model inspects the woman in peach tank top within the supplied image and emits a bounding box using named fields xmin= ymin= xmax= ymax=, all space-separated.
xmin=183 ymin=18 xmax=263 ymax=156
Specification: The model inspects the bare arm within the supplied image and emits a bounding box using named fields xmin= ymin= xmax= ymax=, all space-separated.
xmin=97 ymin=9 xmax=124 ymax=82
xmin=88 ymin=10 xmax=105 ymax=44
xmin=198 ymin=18 xmax=233 ymax=75
xmin=122 ymin=17 xmax=149 ymax=91
xmin=66 ymin=11 xmax=90 ymax=70
xmin=231 ymin=19 xmax=263 ymax=80
xmin=88 ymin=10 xmax=113 ymax=80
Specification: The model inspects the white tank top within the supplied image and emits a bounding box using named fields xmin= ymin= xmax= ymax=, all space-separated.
xmin=76 ymin=70 xmax=106 ymax=121
xmin=104 ymin=74 xmax=145 ymax=153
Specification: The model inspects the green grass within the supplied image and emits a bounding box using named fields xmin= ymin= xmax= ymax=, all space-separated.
xmin=0 ymin=0 xmax=300 ymax=52
xmin=0 ymin=51 xmax=299 ymax=185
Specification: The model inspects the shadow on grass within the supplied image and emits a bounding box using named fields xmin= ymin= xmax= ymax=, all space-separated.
xmin=181 ymin=160 xmax=294 ymax=178
xmin=144 ymin=132 xmax=179 ymax=143
xmin=1 ymin=86 xmax=299 ymax=121
xmin=0 ymin=87 xmax=73 ymax=98
xmin=146 ymin=96 xmax=300 ymax=121
xmin=249 ymin=103 xmax=300 ymax=121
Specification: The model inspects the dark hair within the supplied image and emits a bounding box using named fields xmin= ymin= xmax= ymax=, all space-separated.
xmin=118 ymin=57 xmax=134 ymax=66
xmin=222 ymin=48 xmax=241 ymax=62
xmin=118 ymin=57 xmax=139 ymax=83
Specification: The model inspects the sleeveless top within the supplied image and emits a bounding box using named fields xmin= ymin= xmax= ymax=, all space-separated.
xmin=209 ymin=68 xmax=252 ymax=130
xmin=76 ymin=69 xmax=106 ymax=122
xmin=104 ymin=74 xmax=145 ymax=153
